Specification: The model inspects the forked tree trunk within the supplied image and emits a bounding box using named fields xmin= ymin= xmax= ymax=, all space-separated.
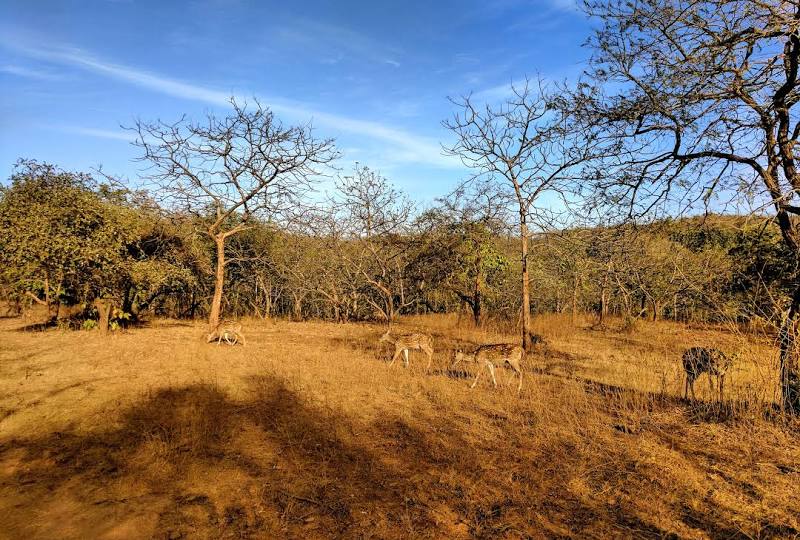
xmin=520 ymin=217 xmax=532 ymax=351
xmin=779 ymin=287 xmax=800 ymax=414
xmin=208 ymin=234 xmax=226 ymax=331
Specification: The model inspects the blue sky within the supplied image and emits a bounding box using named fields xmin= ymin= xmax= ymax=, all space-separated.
xmin=0 ymin=0 xmax=591 ymax=201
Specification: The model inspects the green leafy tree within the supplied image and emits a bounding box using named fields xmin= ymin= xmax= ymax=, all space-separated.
xmin=0 ymin=160 xmax=135 ymax=320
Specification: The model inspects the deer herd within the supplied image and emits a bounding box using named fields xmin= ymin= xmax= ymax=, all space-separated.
xmin=208 ymin=320 xmax=737 ymax=400
xmin=380 ymin=329 xmax=527 ymax=391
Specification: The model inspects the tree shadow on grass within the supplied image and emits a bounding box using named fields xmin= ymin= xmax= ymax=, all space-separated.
xmin=14 ymin=320 xmax=58 ymax=332
xmin=0 ymin=375 xmax=766 ymax=539
xmin=0 ymin=379 xmax=471 ymax=538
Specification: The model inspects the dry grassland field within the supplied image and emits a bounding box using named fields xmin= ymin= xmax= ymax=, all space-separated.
xmin=0 ymin=314 xmax=799 ymax=539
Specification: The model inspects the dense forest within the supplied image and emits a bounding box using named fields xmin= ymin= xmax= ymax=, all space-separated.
xmin=1 ymin=159 xmax=795 ymax=335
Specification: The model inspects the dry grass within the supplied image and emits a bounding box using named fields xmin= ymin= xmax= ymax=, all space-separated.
xmin=0 ymin=313 xmax=798 ymax=539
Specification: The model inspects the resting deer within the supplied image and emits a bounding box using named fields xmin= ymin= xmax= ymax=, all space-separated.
xmin=379 ymin=330 xmax=434 ymax=371
xmin=207 ymin=321 xmax=246 ymax=346
xmin=682 ymin=347 xmax=733 ymax=401
xmin=451 ymin=343 xmax=524 ymax=392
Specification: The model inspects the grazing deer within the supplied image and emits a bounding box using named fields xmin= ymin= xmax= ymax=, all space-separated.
xmin=451 ymin=343 xmax=524 ymax=392
xmin=379 ymin=330 xmax=434 ymax=371
xmin=207 ymin=321 xmax=246 ymax=346
xmin=682 ymin=347 xmax=733 ymax=401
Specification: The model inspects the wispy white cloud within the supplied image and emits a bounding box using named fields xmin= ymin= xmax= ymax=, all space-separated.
xmin=14 ymin=43 xmax=233 ymax=105
xmin=3 ymin=39 xmax=458 ymax=168
xmin=0 ymin=64 xmax=61 ymax=80
xmin=274 ymin=17 xmax=402 ymax=67
xmin=471 ymin=82 xmax=515 ymax=102
xmin=54 ymin=125 xmax=137 ymax=142
xmin=471 ymin=65 xmax=587 ymax=104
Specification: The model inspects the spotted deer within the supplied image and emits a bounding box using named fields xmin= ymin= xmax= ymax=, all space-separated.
xmin=379 ymin=330 xmax=434 ymax=371
xmin=682 ymin=347 xmax=733 ymax=401
xmin=207 ymin=321 xmax=246 ymax=346
xmin=452 ymin=343 xmax=524 ymax=392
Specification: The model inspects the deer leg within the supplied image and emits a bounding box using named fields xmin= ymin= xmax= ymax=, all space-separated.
xmin=240 ymin=333 xmax=246 ymax=347
xmin=517 ymin=368 xmax=523 ymax=393
xmin=488 ymin=362 xmax=497 ymax=387
xmin=403 ymin=349 xmax=409 ymax=368
xmin=470 ymin=369 xmax=482 ymax=389
xmin=425 ymin=347 xmax=433 ymax=372
xmin=389 ymin=347 xmax=402 ymax=366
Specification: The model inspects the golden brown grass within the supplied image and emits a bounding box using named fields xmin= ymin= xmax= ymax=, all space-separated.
xmin=0 ymin=313 xmax=798 ymax=539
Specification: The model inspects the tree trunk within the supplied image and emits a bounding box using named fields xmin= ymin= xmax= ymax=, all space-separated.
xmin=44 ymin=273 xmax=52 ymax=320
xmin=292 ymin=292 xmax=304 ymax=321
xmin=472 ymin=267 xmax=483 ymax=327
xmin=189 ymin=291 xmax=197 ymax=319
xmin=651 ymin=299 xmax=659 ymax=322
xmin=52 ymin=274 xmax=64 ymax=322
xmin=122 ymin=284 xmax=134 ymax=316
xmin=261 ymin=278 xmax=273 ymax=318
xmin=472 ymin=294 xmax=482 ymax=327
xmin=779 ymin=287 xmax=800 ymax=414
xmin=331 ymin=291 xmax=341 ymax=323
xmin=520 ymin=217 xmax=532 ymax=351
xmin=208 ymin=234 xmax=226 ymax=331
xmin=94 ymin=298 xmax=112 ymax=334
xmin=572 ymin=274 xmax=579 ymax=325
xmin=599 ymin=285 xmax=607 ymax=325
xmin=385 ymin=292 xmax=395 ymax=326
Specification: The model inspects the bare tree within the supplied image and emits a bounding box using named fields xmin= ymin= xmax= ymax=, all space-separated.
xmin=132 ymin=99 xmax=337 ymax=331
xmin=336 ymin=165 xmax=415 ymax=325
xmin=582 ymin=0 xmax=800 ymax=411
xmin=444 ymin=79 xmax=601 ymax=350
